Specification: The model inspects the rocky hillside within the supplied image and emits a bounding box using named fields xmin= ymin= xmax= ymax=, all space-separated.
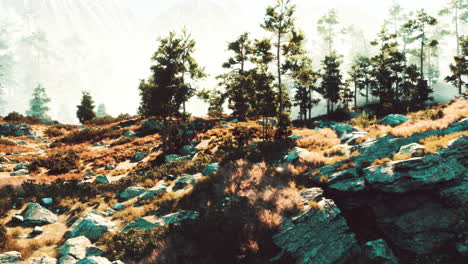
xmin=0 ymin=95 xmax=467 ymax=264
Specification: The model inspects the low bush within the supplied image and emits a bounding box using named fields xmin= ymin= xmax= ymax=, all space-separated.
xmin=350 ymin=111 xmax=378 ymax=128
xmin=3 ymin=112 xmax=43 ymax=124
xmin=0 ymin=138 xmax=16 ymax=146
xmin=410 ymin=108 xmax=444 ymax=121
xmin=55 ymin=127 xmax=122 ymax=145
xmin=44 ymin=126 xmax=64 ymax=138
xmin=110 ymin=137 xmax=133 ymax=147
xmin=30 ymin=150 xmax=80 ymax=175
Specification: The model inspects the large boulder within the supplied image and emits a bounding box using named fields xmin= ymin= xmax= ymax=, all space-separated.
xmin=361 ymin=239 xmax=398 ymax=264
xmin=58 ymin=236 xmax=92 ymax=259
xmin=273 ymin=188 xmax=358 ymax=264
xmin=378 ymin=114 xmax=409 ymax=127
xmin=94 ymin=175 xmax=110 ymax=184
xmin=0 ymin=123 xmax=33 ymax=136
xmin=331 ymin=123 xmax=355 ymax=138
xmin=23 ymin=202 xmax=57 ymax=226
xmin=173 ymin=174 xmax=202 ymax=191
xmin=0 ymin=251 xmax=22 ymax=263
xmin=69 ymin=213 xmax=114 ymax=242
xmin=119 ymin=186 xmax=146 ymax=200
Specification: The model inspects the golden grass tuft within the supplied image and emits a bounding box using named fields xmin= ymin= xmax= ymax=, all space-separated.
xmin=308 ymin=200 xmax=323 ymax=210
xmin=419 ymin=131 xmax=468 ymax=154
xmin=370 ymin=157 xmax=392 ymax=166
xmin=296 ymin=128 xmax=340 ymax=152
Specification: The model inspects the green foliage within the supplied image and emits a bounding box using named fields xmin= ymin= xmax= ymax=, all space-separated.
xmin=44 ymin=127 xmax=64 ymax=138
xmin=292 ymin=56 xmax=320 ymax=120
xmin=138 ymin=30 xmax=205 ymax=118
xmin=55 ymin=127 xmax=122 ymax=145
xmin=30 ymin=151 xmax=80 ymax=175
xmin=350 ymin=111 xmax=377 ymax=128
xmin=349 ymin=56 xmax=372 ymax=106
xmin=26 ymin=84 xmax=50 ymax=118
xmin=142 ymin=160 xmax=189 ymax=181
xmin=317 ymin=9 xmax=340 ymax=55
xmin=197 ymin=88 xmax=226 ymax=118
xmin=102 ymin=227 xmax=168 ymax=261
xmin=319 ymin=54 xmax=343 ymax=114
xmin=76 ymin=91 xmax=96 ymax=124
xmin=275 ymin=111 xmax=292 ymax=140
xmin=185 ymin=155 xmax=216 ymax=175
xmin=445 ymin=36 xmax=468 ymax=94
xmin=3 ymin=111 xmax=42 ymax=124
xmin=400 ymin=65 xmax=433 ymax=111
xmin=96 ymin=103 xmax=107 ymax=118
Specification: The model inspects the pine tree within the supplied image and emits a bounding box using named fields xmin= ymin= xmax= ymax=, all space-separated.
xmin=197 ymin=89 xmax=226 ymax=118
xmin=319 ymin=54 xmax=343 ymax=114
xmin=340 ymin=79 xmax=354 ymax=109
xmin=76 ymin=91 xmax=95 ymax=124
xmin=317 ymin=9 xmax=340 ymax=55
xmin=349 ymin=56 xmax=372 ymax=107
xmin=26 ymin=84 xmax=50 ymax=118
xmin=292 ymin=56 xmax=319 ymax=120
xmin=439 ymin=0 xmax=468 ymax=56
xmin=138 ymin=30 xmax=205 ymax=119
xmin=96 ymin=104 xmax=107 ymax=118
xmin=445 ymin=36 xmax=468 ymax=94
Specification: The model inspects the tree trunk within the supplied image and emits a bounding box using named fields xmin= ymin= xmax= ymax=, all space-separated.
xmin=354 ymin=80 xmax=357 ymax=109
xmin=456 ymin=6 xmax=460 ymax=56
xmin=277 ymin=33 xmax=283 ymax=112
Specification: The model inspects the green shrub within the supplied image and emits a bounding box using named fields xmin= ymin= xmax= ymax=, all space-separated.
xmin=350 ymin=111 xmax=377 ymax=128
xmin=101 ymin=227 xmax=168 ymax=261
xmin=410 ymin=108 xmax=444 ymax=121
xmin=3 ymin=112 xmax=43 ymax=124
xmin=185 ymin=155 xmax=216 ymax=175
xmin=44 ymin=127 xmax=64 ymax=138
xmin=30 ymin=151 xmax=80 ymax=175
xmin=141 ymin=160 xmax=188 ymax=182
xmin=56 ymin=128 xmax=122 ymax=145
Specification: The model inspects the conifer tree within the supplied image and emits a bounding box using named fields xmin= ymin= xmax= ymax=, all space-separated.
xmin=349 ymin=56 xmax=372 ymax=107
xmin=319 ymin=54 xmax=343 ymax=114
xmin=76 ymin=91 xmax=95 ymax=124
xmin=292 ymin=56 xmax=319 ymax=120
xmin=96 ymin=104 xmax=107 ymax=118
xmin=317 ymin=9 xmax=340 ymax=55
xmin=138 ymin=30 xmax=204 ymax=119
xmin=26 ymin=84 xmax=50 ymax=118
xmin=445 ymin=35 xmax=468 ymax=94
xmin=439 ymin=0 xmax=468 ymax=56
xmin=340 ymin=79 xmax=354 ymax=109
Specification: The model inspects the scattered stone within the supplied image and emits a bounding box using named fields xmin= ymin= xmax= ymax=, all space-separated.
xmin=10 ymin=169 xmax=29 ymax=176
xmin=95 ymin=175 xmax=110 ymax=184
xmin=16 ymin=140 xmax=28 ymax=145
xmin=230 ymin=119 xmax=238 ymax=123
xmin=69 ymin=213 xmax=114 ymax=242
xmin=139 ymin=185 xmax=167 ymax=201
xmin=133 ymin=152 xmax=146 ymax=162
xmin=0 ymin=157 xmax=10 ymax=162
xmin=119 ymin=186 xmax=146 ymax=200
xmin=32 ymin=226 xmax=43 ymax=235
xmin=173 ymin=173 xmax=202 ymax=191
xmin=23 ymin=202 xmax=57 ymax=226
xmin=0 ymin=251 xmax=22 ymax=263
xmin=161 ymin=210 xmax=200 ymax=225
xmin=11 ymin=214 xmax=23 ymax=224
xmin=362 ymin=239 xmax=398 ymax=264
xmin=123 ymin=130 xmax=136 ymax=137
xmin=201 ymin=163 xmax=220 ymax=176
xmin=0 ymin=123 xmax=33 ymax=136
xmin=379 ymin=114 xmax=409 ymax=127
xmin=284 ymin=147 xmax=312 ymax=163
xmin=41 ymin=198 xmax=53 ymax=205
xmin=331 ymin=123 xmax=355 ymax=138
xmin=299 ymin=188 xmax=324 ymax=205
xmin=105 ymin=165 xmax=115 ymax=170
xmin=58 ymin=236 xmax=92 ymax=259
xmin=121 ymin=218 xmax=156 ymax=233
xmin=86 ymin=247 xmax=105 ymax=257
xmin=58 ymin=255 xmax=77 ymax=264
xmin=288 ymin=135 xmax=302 ymax=140
xmin=342 ymin=131 xmax=368 ymax=145
xmin=179 ymin=145 xmax=198 ymax=155
xmin=397 ymin=143 xmax=425 ymax=157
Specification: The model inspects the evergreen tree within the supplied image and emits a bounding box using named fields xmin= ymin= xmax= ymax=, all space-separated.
xmin=217 ymin=33 xmax=253 ymax=121
xmin=76 ymin=91 xmax=95 ymax=124
xmin=26 ymin=84 xmax=50 ymax=118
xmin=292 ymin=56 xmax=319 ymax=120
xmin=317 ymin=9 xmax=340 ymax=55
xmin=319 ymin=54 xmax=343 ymax=114
xmin=138 ymin=30 xmax=205 ymax=119
xmin=349 ymin=56 xmax=372 ymax=107
xmin=403 ymin=10 xmax=438 ymax=78
xmin=439 ymin=0 xmax=468 ymax=56
xmin=197 ymin=88 xmax=226 ymax=118
xmin=369 ymin=27 xmax=405 ymax=109
xmin=340 ymin=79 xmax=354 ymax=109
xmin=96 ymin=104 xmax=107 ymax=118
xmin=445 ymin=35 xmax=468 ymax=94
xmin=262 ymin=0 xmax=302 ymax=113
xmin=400 ymin=65 xmax=433 ymax=111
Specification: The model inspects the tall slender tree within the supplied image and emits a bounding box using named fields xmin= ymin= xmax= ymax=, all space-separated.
xmin=317 ymin=9 xmax=340 ymax=55
xmin=26 ymin=84 xmax=50 ymax=118
xmin=439 ymin=0 xmax=468 ymax=56
xmin=319 ymin=54 xmax=343 ymax=114
xmin=96 ymin=103 xmax=107 ymax=118
xmin=292 ymin=55 xmax=319 ymax=120
xmin=445 ymin=35 xmax=468 ymax=94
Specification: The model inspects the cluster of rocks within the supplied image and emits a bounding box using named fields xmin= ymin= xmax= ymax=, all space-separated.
xmin=0 ymin=123 xmax=32 ymax=137
xmin=10 ymin=162 xmax=30 ymax=176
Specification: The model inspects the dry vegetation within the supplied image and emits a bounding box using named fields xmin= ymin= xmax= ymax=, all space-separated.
xmin=419 ymin=131 xmax=468 ymax=153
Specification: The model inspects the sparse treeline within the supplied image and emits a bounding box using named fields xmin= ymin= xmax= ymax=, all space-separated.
xmin=137 ymin=0 xmax=467 ymax=140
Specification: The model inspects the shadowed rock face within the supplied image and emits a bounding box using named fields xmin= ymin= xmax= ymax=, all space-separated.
xmin=22 ymin=202 xmax=58 ymax=226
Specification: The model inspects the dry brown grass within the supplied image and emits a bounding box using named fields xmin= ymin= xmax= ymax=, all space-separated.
xmin=257 ymin=209 xmax=282 ymax=229
xmin=391 ymin=100 xmax=468 ymax=138
xmin=371 ymin=157 xmax=392 ymax=166
xmin=113 ymin=207 xmax=146 ymax=223
xmin=392 ymin=153 xmax=413 ymax=161
xmin=335 ymin=161 xmax=356 ymax=171
xmin=0 ymin=144 xmax=34 ymax=153
xmin=296 ymin=128 xmax=340 ymax=152
xmin=308 ymin=200 xmax=323 ymax=210
xmin=419 ymin=131 xmax=468 ymax=153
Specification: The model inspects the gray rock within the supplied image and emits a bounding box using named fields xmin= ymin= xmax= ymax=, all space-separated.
xmin=342 ymin=131 xmax=368 ymax=145
xmin=201 ymin=163 xmax=220 ymax=176
xmin=28 ymin=256 xmax=57 ymax=264
xmin=162 ymin=210 xmax=200 ymax=225
xmin=12 ymin=214 xmax=23 ymax=223
xmin=379 ymin=114 xmax=409 ymax=127
xmin=331 ymin=123 xmax=355 ymax=138
xmin=362 ymin=239 xmax=398 ymax=264
xmin=32 ymin=226 xmax=43 ymax=234
xmin=0 ymin=123 xmax=33 ymax=137
xmin=14 ymin=162 xmax=27 ymax=171
xmin=76 ymin=257 xmax=112 ymax=264
xmin=111 ymin=261 xmax=124 ymax=264
xmin=121 ymin=218 xmax=155 ymax=233
xmin=58 ymin=236 xmax=92 ymax=259
xmin=23 ymin=202 xmax=57 ymax=226
xmin=173 ymin=174 xmax=202 ymax=191
xmin=94 ymin=175 xmax=110 ymax=184
xmin=58 ymin=255 xmax=77 ymax=264
xmin=284 ymin=147 xmax=312 ymax=163
xmin=133 ymin=152 xmax=146 ymax=162
xmin=119 ymin=186 xmax=145 ymax=200
xmin=299 ymin=188 xmax=324 ymax=204
xmin=0 ymin=251 xmax=22 ymax=263
xmin=139 ymin=185 xmax=167 ymax=201
xmin=179 ymin=145 xmax=198 ymax=155
xmin=397 ymin=143 xmax=425 ymax=157
xmin=123 ymin=130 xmax=136 ymax=137
xmin=273 ymin=192 xmax=358 ymax=264
xmin=69 ymin=213 xmax=114 ymax=242
xmin=86 ymin=247 xmax=105 ymax=257
xmin=10 ymin=169 xmax=29 ymax=176
xmin=41 ymin=198 xmax=53 ymax=205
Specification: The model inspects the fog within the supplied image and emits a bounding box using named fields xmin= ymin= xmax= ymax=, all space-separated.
xmin=0 ymin=0 xmax=464 ymax=124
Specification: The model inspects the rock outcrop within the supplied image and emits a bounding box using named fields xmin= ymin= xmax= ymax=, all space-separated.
xmin=69 ymin=213 xmax=114 ymax=241
xmin=23 ymin=202 xmax=58 ymax=226
xmin=0 ymin=123 xmax=33 ymax=136
xmin=0 ymin=251 xmax=22 ymax=263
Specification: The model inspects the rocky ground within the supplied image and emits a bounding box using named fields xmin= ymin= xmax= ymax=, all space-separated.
xmin=0 ymin=94 xmax=467 ymax=264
